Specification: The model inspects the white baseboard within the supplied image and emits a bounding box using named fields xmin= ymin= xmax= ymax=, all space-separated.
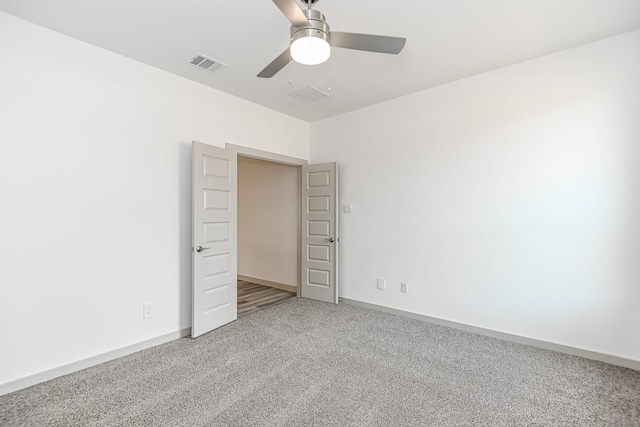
xmin=0 ymin=327 xmax=191 ymax=396
xmin=238 ymin=275 xmax=298 ymax=294
xmin=340 ymin=298 xmax=640 ymax=372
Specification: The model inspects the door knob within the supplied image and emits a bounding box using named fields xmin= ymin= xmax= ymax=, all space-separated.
xmin=195 ymin=246 xmax=210 ymax=253
xmin=326 ymin=238 xmax=335 ymax=243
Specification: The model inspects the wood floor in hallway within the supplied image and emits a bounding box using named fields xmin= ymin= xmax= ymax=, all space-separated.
xmin=237 ymin=280 xmax=297 ymax=317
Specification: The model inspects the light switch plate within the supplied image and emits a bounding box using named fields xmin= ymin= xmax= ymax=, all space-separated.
xmin=343 ymin=204 xmax=353 ymax=214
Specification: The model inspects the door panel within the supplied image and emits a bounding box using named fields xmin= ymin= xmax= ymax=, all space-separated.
xmin=301 ymin=162 xmax=338 ymax=303
xmin=192 ymin=142 xmax=237 ymax=338
xmin=308 ymin=220 xmax=330 ymax=237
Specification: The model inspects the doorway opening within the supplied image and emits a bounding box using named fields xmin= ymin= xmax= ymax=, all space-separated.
xmin=236 ymin=155 xmax=300 ymax=316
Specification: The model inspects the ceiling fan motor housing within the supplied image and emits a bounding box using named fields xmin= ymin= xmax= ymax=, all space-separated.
xmin=290 ymin=9 xmax=329 ymax=44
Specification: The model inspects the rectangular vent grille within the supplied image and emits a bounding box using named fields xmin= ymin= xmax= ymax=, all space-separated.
xmin=289 ymin=86 xmax=330 ymax=103
xmin=188 ymin=54 xmax=226 ymax=73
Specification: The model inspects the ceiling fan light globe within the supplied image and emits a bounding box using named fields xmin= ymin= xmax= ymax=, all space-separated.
xmin=290 ymin=36 xmax=330 ymax=65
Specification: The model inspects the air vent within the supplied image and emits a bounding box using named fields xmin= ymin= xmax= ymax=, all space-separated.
xmin=289 ymin=86 xmax=330 ymax=103
xmin=188 ymin=54 xmax=226 ymax=73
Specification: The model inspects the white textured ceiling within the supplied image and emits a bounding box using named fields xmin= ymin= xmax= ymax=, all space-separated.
xmin=1 ymin=0 xmax=640 ymax=122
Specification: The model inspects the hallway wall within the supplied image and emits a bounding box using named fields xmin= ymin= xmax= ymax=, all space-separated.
xmin=238 ymin=157 xmax=300 ymax=287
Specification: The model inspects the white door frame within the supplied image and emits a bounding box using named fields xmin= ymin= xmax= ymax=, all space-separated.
xmin=227 ymin=144 xmax=308 ymax=168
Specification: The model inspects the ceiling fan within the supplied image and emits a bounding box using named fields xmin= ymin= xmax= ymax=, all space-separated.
xmin=257 ymin=0 xmax=406 ymax=78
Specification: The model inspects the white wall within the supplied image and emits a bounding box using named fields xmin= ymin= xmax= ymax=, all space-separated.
xmin=238 ymin=157 xmax=299 ymax=286
xmin=0 ymin=11 xmax=309 ymax=388
xmin=311 ymin=30 xmax=640 ymax=362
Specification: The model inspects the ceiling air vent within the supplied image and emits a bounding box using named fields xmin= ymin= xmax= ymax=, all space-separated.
xmin=188 ymin=54 xmax=226 ymax=73
xmin=289 ymin=86 xmax=330 ymax=103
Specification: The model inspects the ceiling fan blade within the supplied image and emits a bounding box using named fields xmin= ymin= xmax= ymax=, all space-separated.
xmin=330 ymin=32 xmax=406 ymax=54
xmin=272 ymin=0 xmax=309 ymax=26
xmin=257 ymin=48 xmax=291 ymax=78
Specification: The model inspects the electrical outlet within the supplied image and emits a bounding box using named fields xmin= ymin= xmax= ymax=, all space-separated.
xmin=143 ymin=302 xmax=154 ymax=319
xmin=377 ymin=278 xmax=385 ymax=290
xmin=400 ymin=282 xmax=408 ymax=293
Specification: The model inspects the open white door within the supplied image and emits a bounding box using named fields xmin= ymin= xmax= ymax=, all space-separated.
xmin=192 ymin=141 xmax=237 ymax=338
xmin=301 ymin=162 xmax=339 ymax=304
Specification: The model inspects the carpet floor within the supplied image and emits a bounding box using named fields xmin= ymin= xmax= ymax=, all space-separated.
xmin=1 ymin=299 xmax=639 ymax=426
